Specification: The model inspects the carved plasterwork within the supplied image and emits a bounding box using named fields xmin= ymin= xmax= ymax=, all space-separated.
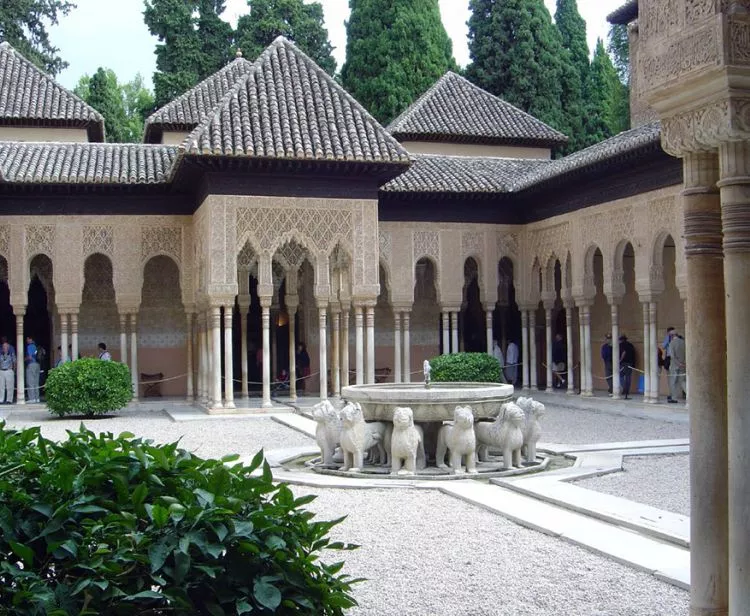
xmin=83 ymin=225 xmax=114 ymax=257
xmin=237 ymin=242 xmax=257 ymax=270
xmin=461 ymin=231 xmax=483 ymax=259
xmin=412 ymin=230 xmax=440 ymax=264
xmin=497 ymin=232 xmax=519 ymax=259
xmin=275 ymin=239 xmax=309 ymax=271
xmin=26 ymin=225 xmax=55 ymax=259
xmin=527 ymin=223 xmax=570 ymax=266
xmin=379 ymin=230 xmax=392 ymax=263
xmin=142 ymin=226 xmax=182 ymax=264
xmin=0 ymin=226 xmax=9 ymax=258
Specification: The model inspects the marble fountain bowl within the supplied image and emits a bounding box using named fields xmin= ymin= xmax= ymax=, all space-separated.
xmin=341 ymin=382 xmax=514 ymax=423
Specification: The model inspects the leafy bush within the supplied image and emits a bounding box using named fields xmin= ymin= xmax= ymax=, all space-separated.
xmin=0 ymin=423 xmax=359 ymax=615
xmin=45 ymin=358 xmax=132 ymax=417
xmin=429 ymin=352 xmax=504 ymax=383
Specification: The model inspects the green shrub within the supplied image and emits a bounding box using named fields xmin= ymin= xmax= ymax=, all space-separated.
xmin=0 ymin=423 xmax=359 ymax=615
xmin=45 ymin=358 xmax=133 ymax=417
xmin=429 ymin=352 xmax=504 ymax=383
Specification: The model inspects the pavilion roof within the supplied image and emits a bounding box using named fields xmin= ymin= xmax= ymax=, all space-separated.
xmin=387 ymin=72 xmax=568 ymax=148
xmin=607 ymin=0 xmax=638 ymax=25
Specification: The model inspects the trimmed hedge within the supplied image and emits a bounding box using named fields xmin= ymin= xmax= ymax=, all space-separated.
xmin=45 ymin=358 xmax=132 ymax=417
xmin=0 ymin=423 xmax=359 ymax=615
xmin=429 ymin=352 xmax=504 ymax=383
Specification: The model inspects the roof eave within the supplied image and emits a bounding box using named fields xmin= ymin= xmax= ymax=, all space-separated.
xmin=392 ymin=131 xmax=567 ymax=149
xmin=607 ymin=0 xmax=638 ymax=25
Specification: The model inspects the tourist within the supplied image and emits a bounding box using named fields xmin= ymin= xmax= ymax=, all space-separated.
xmin=661 ymin=327 xmax=675 ymax=373
xmin=505 ymin=340 xmax=519 ymax=385
xmin=0 ymin=340 xmax=15 ymax=404
xmin=296 ymin=342 xmax=310 ymax=392
xmin=601 ymin=334 xmax=613 ymax=395
xmin=491 ymin=340 xmax=504 ymax=373
xmin=619 ymin=335 xmax=636 ymax=400
xmin=668 ymin=329 xmax=687 ymax=403
xmin=0 ymin=336 xmax=15 ymax=363
xmin=25 ymin=335 xmax=40 ymax=403
xmin=552 ymin=333 xmax=566 ymax=389
xmin=98 ymin=342 xmax=112 ymax=361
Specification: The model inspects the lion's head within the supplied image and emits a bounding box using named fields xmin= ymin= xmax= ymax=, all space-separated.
xmin=501 ymin=402 xmax=525 ymax=425
xmin=392 ymin=406 xmax=414 ymax=428
xmin=312 ymin=399 xmax=338 ymax=422
xmin=453 ymin=405 xmax=474 ymax=428
xmin=340 ymin=401 xmax=363 ymax=426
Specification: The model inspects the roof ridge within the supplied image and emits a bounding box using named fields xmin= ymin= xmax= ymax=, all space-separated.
xmin=387 ymin=72 xmax=454 ymax=132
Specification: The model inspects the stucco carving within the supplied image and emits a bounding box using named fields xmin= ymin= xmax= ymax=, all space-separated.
xmin=83 ymin=225 xmax=114 ymax=257
xmin=0 ymin=225 xmax=9 ymax=258
xmin=379 ymin=230 xmax=392 ymax=263
xmin=461 ymin=231 xmax=483 ymax=259
xmin=497 ymin=232 xmax=519 ymax=259
xmin=26 ymin=225 xmax=55 ymax=259
xmin=528 ymin=223 xmax=570 ymax=267
xmin=142 ymin=226 xmax=182 ymax=264
xmin=412 ymin=230 xmax=440 ymax=264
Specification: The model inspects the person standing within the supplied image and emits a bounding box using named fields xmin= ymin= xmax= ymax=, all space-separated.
xmin=25 ymin=335 xmax=40 ymax=403
xmin=505 ymin=339 xmax=519 ymax=386
xmin=98 ymin=342 xmax=112 ymax=361
xmin=668 ymin=329 xmax=687 ymax=403
xmin=619 ymin=335 xmax=637 ymax=400
xmin=491 ymin=340 xmax=505 ymax=378
xmin=552 ymin=333 xmax=566 ymax=389
xmin=601 ymin=334 xmax=613 ymax=395
xmin=296 ymin=342 xmax=310 ymax=392
xmin=0 ymin=340 xmax=15 ymax=404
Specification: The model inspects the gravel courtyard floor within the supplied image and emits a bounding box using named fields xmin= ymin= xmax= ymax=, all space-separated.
xmin=2 ymin=398 xmax=691 ymax=615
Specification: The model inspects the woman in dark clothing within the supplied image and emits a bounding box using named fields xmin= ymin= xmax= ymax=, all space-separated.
xmin=296 ymin=342 xmax=311 ymax=392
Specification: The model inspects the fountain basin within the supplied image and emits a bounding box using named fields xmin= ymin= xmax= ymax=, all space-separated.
xmin=341 ymin=382 xmax=514 ymax=423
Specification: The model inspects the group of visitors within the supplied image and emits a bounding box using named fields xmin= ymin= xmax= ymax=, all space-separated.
xmin=600 ymin=334 xmax=637 ymax=399
xmin=491 ymin=339 xmax=520 ymax=386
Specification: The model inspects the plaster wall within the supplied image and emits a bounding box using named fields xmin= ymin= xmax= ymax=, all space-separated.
xmin=0 ymin=127 xmax=89 ymax=142
xmin=400 ymin=141 xmax=552 ymax=160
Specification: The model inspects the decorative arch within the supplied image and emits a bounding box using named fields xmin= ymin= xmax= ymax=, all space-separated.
xmin=413 ymin=255 xmax=441 ymax=301
xmin=79 ymin=253 xmax=118 ymax=356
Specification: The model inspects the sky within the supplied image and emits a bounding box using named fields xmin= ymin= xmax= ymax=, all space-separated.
xmin=50 ymin=0 xmax=625 ymax=90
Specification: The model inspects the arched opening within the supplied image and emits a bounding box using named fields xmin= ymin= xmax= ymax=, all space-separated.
xmin=656 ymin=234 xmax=683 ymax=397
xmin=618 ymin=241 xmax=642 ymax=396
xmin=25 ymin=255 xmax=54 ymax=394
xmin=413 ymin=257 xmax=439 ymax=365
xmin=79 ymin=254 xmax=119 ymax=360
xmin=375 ymin=262 xmax=395 ymax=379
xmin=139 ymin=255 xmax=186 ymax=396
xmin=0 ymin=256 xmax=14 ymax=348
xmin=461 ymin=257 xmax=484 ymax=352
xmin=589 ymin=247 xmax=609 ymax=391
xmin=495 ymin=257 xmax=521 ymax=385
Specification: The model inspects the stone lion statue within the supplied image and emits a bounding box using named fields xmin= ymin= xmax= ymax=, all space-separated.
xmin=516 ymin=396 xmax=545 ymax=463
xmin=436 ymin=405 xmax=477 ymax=474
xmin=474 ymin=401 xmax=525 ymax=469
xmin=339 ymin=402 xmax=388 ymax=471
xmin=312 ymin=399 xmax=341 ymax=465
xmin=367 ymin=422 xmax=392 ymax=467
xmin=390 ymin=406 xmax=425 ymax=475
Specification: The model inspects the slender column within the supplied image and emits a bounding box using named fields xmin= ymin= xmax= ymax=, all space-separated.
xmin=354 ymin=305 xmax=364 ymax=384
xmin=566 ymin=304 xmax=575 ymax=394
xmin=529 ymin=310 xmax=537 ymax=389
xmin=394 ymin=312 xmax=402 ymax=384
xmin=239 ymin=301 xmax=250 ymax=399
xmin=223 ymin=306 xmax=234 ymax=409
xmin=578 ymin=307 xmax=586 ymax=395
xmin=210 ymin=306 xmax=222 ymax=409
xmin=271 ymin=311 xmax=278 ymax=384
xmin=331 ymin=308 xmax=341 ymax=396
xmin=649 ymin=302 xmax=659 ymax=403
xmin=545 ymin=307 xmax=553 ymax=392
xmin=485 ymin=308 xmax=493 ymax=356
xmin=441 ymin=311 xmax=450 ymax=355
xmin=340 ymin=303 xmax=350 ymax=389
xmin=719 ymin=142 xmax=749 ymax=612
xmin=402 ymin=311 xmax=411 ymax=383
xmin=186 ymin=312 xmax=194 ymax=402
xmin=641 ymin=302 xmax=650 ymax=403
xmin=70 ymin=314 xmax=79 ymax=363
xmin=450 ymin=311 xmax=459 ymax=354
xmin=521 ymin=310 xmax=529 ymax=389
xmin=611 ymin=303 xmax=621 ymax=398
xmin=583 ymin=306 xmax=593 ymax=396
xmin=261 ymin=298 xmax=272 ymax=408
xmin=287 ymin=298 xmax=298 ymax=401
xmin=129 ymin=313 xmax=138 ymax=400
xmin=61 ymin=313 xmax=70 ymax=363
xmin=198 ymin=315 xmax=206 ymax=403
xmin=206 ymin=312 xmax=213 ymax=403
xmin=118 ymin=314 xmax=126 ymax=366
xmin=15 ymin=312 xmax=24 ymax=404
xmin=366 ymin=305 xmax=375 ymax=384
xmin=318 ymin=302 xmax=328 ymax=399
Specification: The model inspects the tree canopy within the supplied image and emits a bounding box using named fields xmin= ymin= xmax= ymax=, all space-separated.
xmin=341 ymin=0 xmax=457 ymax=125
xmin=584 ymin=38 xmax=628 ymax=144
xmin=0 ymin=0 xmax=74 ymax=75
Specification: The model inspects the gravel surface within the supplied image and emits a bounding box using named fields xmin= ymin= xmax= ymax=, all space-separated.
xmin=541 ymin=405 xmax=689 ymax=444
xmin=292 ymin=487 xmax=688 ymax=616
xmin=3 ymin=408 xmax=314 ymax=460
xmin=576 ymin=454 xmax=690 ymax=516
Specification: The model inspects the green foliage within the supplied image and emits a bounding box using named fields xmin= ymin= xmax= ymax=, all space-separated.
xmin=0 ymin=0 xmax=74 ymax=75
xmin=554 ymin=0 xmax=588 ymax=152
xmin=607 ymin=23 xmax=630 ymax=132
xmin=0 ymin=424 xmax=359 ymax=614
xmin=45 ymin=358 xmax=132 ymax=417
xmin=584 ymin=38 xmax=629 ymax=144
xmin=466 ymin=0 xmax=568 ymax=144
xmin=341 ymin=0 xmax=457 ymax=125
xmin=235 ymin=0 xmax=336 ymax=76
xmin=429 ymin=352 xmax=504 ymax=384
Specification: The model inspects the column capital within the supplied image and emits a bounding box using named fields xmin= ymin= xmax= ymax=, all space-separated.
xmin=606 ymin=295 xmax=623 ymax=307
xmin=316 ymin=298 xmax=329 ymax=311
xmin=392 ymin=303 xmax=412 ymax=313
xmin=258 ymin=295 xmax=272 ymax=309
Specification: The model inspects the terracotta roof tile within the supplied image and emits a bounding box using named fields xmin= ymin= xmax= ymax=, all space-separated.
xmin=607 ymin=0 xmax=638 ymax=25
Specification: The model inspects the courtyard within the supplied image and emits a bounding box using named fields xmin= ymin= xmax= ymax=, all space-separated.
xmin=2 ymin=393 xmax=691 ymax=615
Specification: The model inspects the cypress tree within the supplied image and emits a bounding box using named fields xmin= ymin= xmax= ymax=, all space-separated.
xmin=555 ymin=0 xmax=588 ymax=151
xmin=85 ymin=69 xmax=128 ymax=143
xmin=466 ymin=0 xmax=567 ymax=139
xmin=608 ymin=23 xmax=631 ymax=132
xmin=196 ymin=0 xmax=234 ymax=78
xmin=341 ymin=0 xmax=457 ymax=125
xmin=584 ymin=38 xmax=626 ymax=144
xmin=234 ymin=0 xmax=336 ymax=75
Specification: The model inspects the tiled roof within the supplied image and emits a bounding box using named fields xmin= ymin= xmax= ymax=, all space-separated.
xmin=183 ymin=37 xmax=410 ymax=165
xmin=515 ymin=122 xmax=662 ymax=190
xmin=387 ymin=72 xmax=568 ymax=147
xmin=382 ymin=154 xmax=552 ymax=194
xmin=607 ymin=0 xmax=638 ymax=25
xmin=0 ymin=42 xmax=105 ymax=141
xmin=144 ymin=56 xmax=255 ymax=140
xmin=0 ymin=142 xmax=178 ymax=185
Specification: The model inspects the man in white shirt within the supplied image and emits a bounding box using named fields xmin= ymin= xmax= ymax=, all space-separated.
xmin=97 ymin=342 xmax=112 ymax=361
xmin=505 ymin=340 xmax=520 ymax=386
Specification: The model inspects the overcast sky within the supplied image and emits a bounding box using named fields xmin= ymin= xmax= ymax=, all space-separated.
xmin=51 ymin=0 xmax=624 ymax=90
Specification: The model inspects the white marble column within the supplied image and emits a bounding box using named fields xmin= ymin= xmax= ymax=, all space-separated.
xmin=582 ymin=305 xmax=593 ymax=396
xmin=354 ymin=304 xmax=364 ymax=385
xmin=441 ymin=311 xmax=450 ymax=355
xmin=318 ymin=302 xmax=328 ymax=399
xmin=239 ymin=300 xmax=250 ymax=399
xmin=210 ymin=306 xmax=222 ymax=409
xmin=70 ymin=313 xmax=79 ymax=362
xmin=545 ymin=307 xmax=553 ymax=392
xmin=649 ymin=302 xmax=659 ymax=403
xmin=129 ymin=313 xmax=138 ymax=400
xmin=366 ymin=305 xmax=375 ymax=385
xmin=566 ymin=303 xmax=575 ymax=394
xmin=340 ymin=302 xmax=350 ymax=389
xmin=61 ymin=313 xmax=70 ymax=363
xmin=451 ymin=311 xmax=459 ymax=354
xmin=288 ymin=298 xmax=298 ymax=401
xmin=529 ymin=310 xmax=537 ymax=390
xmin=223 ymin=306 xmax=234 ymax=409
xmin=402 ymin=311 xmax=411 ymax=383
xmin=578 ymin=307 xmax=586 ymax=395
xmin=15 ymin=312 xmax=24 ymax=404
xmin=485 ymin=307 xmax=493 ymax=355
xmin=261 ymin=298 xmax=272 ymax=408
xmin=331 ymin=307 xmax=341 ymax=396
xmin=393 ymin=312 xmax=402 ymax=383
xmin=610 ymin=303 xmax=621 ymax=398
xmin=641 ymin=302 xmax=650 ymax=403
xmin=198 ymin=315 xmax=206 ymax=403
xmin=118 ymin=314 xmax=126 ymax=366
xmin=521 ymin=310 xmax=530 ymax=389
xmin=186 ymin=312 xmax=194 ymax=402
